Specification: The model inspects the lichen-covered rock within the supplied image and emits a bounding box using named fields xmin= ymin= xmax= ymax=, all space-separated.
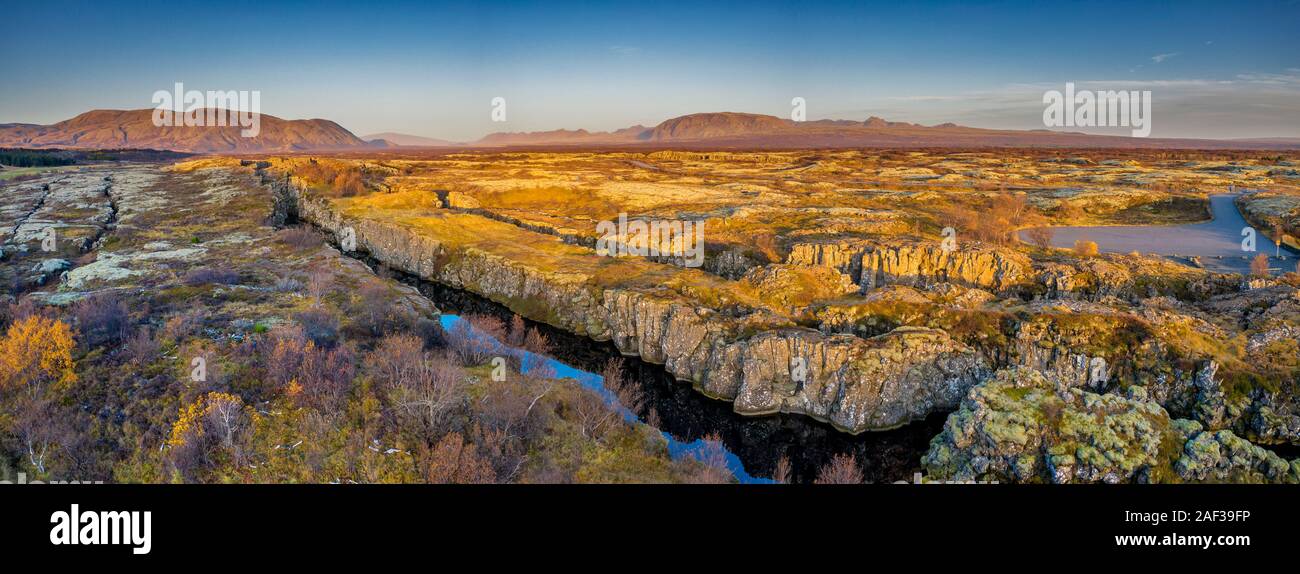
xmin=724 ymin=327 xmax=991 ymax=432
xmin=740 ymin=264 xmax=858 ymax=310
xmin=923 ymin=367 xmax=1299 ymax=483
xmin=786 ymin=238 xmax=1030 ymax=292
xmin=283 ymin=177 xmax=990 ymax=432
xmin=1175 ymin=425 xmax=1298 ymax=483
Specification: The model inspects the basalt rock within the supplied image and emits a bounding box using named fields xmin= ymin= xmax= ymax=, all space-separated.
xmin=786 ymin=238 xmax=1030 ymax=293
xmin=923 ymin=367 xmax=1299 ymax=483
xmin=278 ymin=177 xmax=992 ymax=433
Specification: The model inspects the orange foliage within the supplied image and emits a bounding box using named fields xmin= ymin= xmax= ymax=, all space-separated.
xmin=1073 ymin=240 xmax=1099 ymax=257
xmin=166 ymin=392 xmax=245 ymax=449
xmin=0 ymin=315 xmax=77 ymax=394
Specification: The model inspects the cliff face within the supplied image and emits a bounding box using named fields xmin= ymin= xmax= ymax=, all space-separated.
xmin=786 ymin=238 xmax=1031 ymax=293
xmin=274 ymin=176 xmax=990 ymax=433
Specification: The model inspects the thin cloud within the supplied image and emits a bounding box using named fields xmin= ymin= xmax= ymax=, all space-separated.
xmin=1151 ymin=52 xmax=1180 ymax=63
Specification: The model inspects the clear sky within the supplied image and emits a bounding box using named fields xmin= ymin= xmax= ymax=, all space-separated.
xmin=1 ymin=0 xmax=1297 ymax=140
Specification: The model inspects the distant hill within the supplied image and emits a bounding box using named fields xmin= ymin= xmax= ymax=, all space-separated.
xmin=470 ymin=112 xmax=1300 ymax=150
xmin=475 ymin=127 xmax=647 ymax=147
xmin=0 ymin=109 xmax=371 ymax=153
xmin=5 ymin=109 xmax=1297 ymax=153
xmin=362 ymin=132 xmax=460 ymax=147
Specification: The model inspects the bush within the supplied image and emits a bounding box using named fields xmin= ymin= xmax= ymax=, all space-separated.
xmin=294 ymin=308 xmax=340 ymax=347
xmin=182 ymin=267 xmax=241 ymax=286
xmin=1073 ymin=240 xmax=1099 ymax=258
xmin=73 ymin=294 xmax=130 ymax=347
xmin=446 ymin=315 xmax=506 ymax=365
xmin=814 ymin=453 xmax=863 ymax=484
xmin=275 ymin=226 xmax=324 ymax=250
xmin=1250 ymin=253 xmax=1271 ymax=278
xmin=1025 ymin=226 xmax=1055 ymax=249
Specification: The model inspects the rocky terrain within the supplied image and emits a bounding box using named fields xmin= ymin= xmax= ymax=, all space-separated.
xmin=154 ymin=149 xmax=1297 ymax=482
xmin=4 ymin=147 xmax=1298 ymax=483
xmin=0 ymin=162 xmax=726 ymax=484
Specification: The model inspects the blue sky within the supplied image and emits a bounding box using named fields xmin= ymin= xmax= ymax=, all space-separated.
xmin=1 ymin=0 xmax=1297 ymax=140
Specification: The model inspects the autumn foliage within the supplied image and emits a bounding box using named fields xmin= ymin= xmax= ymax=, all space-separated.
xmin=0 ymin=315 xmax=77 ymax=394
xmin=1073 ymin=240 xmax=1099 ymax=257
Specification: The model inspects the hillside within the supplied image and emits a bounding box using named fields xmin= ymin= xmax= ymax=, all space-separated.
xmin=0 ymin=109 xmax=371 ymax=153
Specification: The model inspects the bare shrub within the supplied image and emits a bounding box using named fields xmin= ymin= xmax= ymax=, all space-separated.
xmin=370 ymin=333 xmax=425 ymax=389
xmin=569 ymin=384 xmax=619 ymax=441
xmin=684 ymin=432 xmax=732 ymax=484
xmin=263 ymin=326 xmax=309 ymax=389
xmin=446 ymin=315 xmax=505 ymax=365
xmin=262 ymin=323 xmax=355 ymax=412
xmin=123 ymin=328 xmax=159 ymax=365
xmin=601 ymin=358 xmax=642 ymax=415
xmin=161 ymin=309 xmax=206 ymax=343
xmin=387 ymin=350 xmax=467 ymax=444
xmin=294 ymin=308 xmax=340 ymax=347
xmin=0 ymin=297 xmax=41 ymax=330
xmin=352 ymin=281 xmax=399 ymax=337
xmin=1025 ymin=225 xmax=1055 ymax=249
xmin=773 ymin=455 xmax=792 ymax=484
xmin=73 ymin=293 xmax=130 ymax=347
xmin=305 ymin=265 xmax=333 ymax=306
xmin=275 ymin=226 xmax=324 ymax=250
xmin=182 ymin=267 xmax=241 ymax=286
xmin=295 ymin=342 xmax=356 ymax=412
xmin=1057 ymin=201 xmax=1085 ymax=221
xmin=424 ymin=432 xmax=496 ymax=484
xmin=1251 ymin=253 xmax=1271 ymax=278
xmin=814 ymin=453 xmax=864 ymax=484
xmin=507 ymin=314 xmax=526 ymax=347
xmin=273 ymin=274 xmax=305 ymax=293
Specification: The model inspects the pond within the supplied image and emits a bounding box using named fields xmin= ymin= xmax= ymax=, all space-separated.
xmin=1018 ymin=193 xmax=1299 ymax=274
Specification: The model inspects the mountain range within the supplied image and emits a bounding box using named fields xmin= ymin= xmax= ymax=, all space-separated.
xmin=3 ymin=109 xmax=1298 ymax=153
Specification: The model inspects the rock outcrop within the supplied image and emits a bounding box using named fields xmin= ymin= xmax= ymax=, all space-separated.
xmin=923 ymin=368 xmax=1299 ymax=483
xmin=786 ymin=238 xmax=1030 ymax=293
xmin=275 ymin=175 xmax=991 ymax=433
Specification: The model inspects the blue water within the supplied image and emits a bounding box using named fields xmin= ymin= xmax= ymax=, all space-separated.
xmin=1020 ymin=193 xmax=1298 ymax=275
xmin=439 ymin=314 xmax=768 ymax=483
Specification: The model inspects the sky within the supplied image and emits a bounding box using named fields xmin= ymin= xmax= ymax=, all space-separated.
xmin=1 ymin=0 xmax=1297 ymax=141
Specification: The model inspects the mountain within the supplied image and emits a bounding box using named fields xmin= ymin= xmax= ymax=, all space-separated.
xmin=470 ymin=112 xmax=1300 ymax=150
xmin=362 ymin=132 xmax=460 ymax=147
xmin=474 ymin=127 xmax=648 ymax=147
xmin=6 ymin=109 xmax=1297 ymax=153
xmin=645 ymin=112 xmax=789 ymax=140
xmin=0 ymin=109 xmax=370 ymax=153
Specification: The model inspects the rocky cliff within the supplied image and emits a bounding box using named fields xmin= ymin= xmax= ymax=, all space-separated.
xmin=270 ymin=174 xmax=991 ymax=433
xmin=786 ymin=238 xmax=1031 ymax=293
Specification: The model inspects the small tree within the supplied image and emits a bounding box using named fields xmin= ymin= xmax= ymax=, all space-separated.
xmin=0 ymin=315 xmax=76 ymax=397
xmin=1025 ymin=226 xmax=1055 ymax=250
xmin=814 ymin=453 xmax=864 ymax=484
xmin=1250 ymin=253 xmax=1271 ymax=278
